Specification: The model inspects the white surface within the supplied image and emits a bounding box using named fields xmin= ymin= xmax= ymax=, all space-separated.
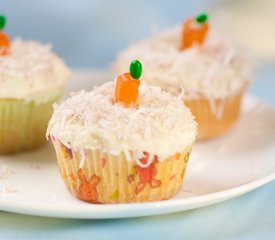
xmin=0 ymin=71 xmax=275 ymax=219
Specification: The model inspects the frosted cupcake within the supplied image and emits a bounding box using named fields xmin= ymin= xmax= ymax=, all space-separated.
xmin=114 ymin=13 xmax=253 ymax=140
xmin=0 ymin=16 xmax=70 ymax=153
xmin=47 ymin=60 xmax=197 ymax=203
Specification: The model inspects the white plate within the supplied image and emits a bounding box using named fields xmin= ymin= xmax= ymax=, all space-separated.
xmin=0 ymin=71 xmax=275 ymax=219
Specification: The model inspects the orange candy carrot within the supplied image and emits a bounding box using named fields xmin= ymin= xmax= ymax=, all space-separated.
xmin=0 ymin=15 xmax=10 ymax=56
xmin=114 ymin=60 xmax=142 ymax=107
xmin=114 ymin=72 xmax=140 ymax=106
xmin=180 ymin=13 xmax=209 ymax=50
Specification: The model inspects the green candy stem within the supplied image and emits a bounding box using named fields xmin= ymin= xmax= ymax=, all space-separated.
xmin=195 ymin=13 xmax=208 ymax=24
xmin=0 ymin=15 xmax=6 ymax=30
xmin=129 ymin=60 xmax=142 ymax=79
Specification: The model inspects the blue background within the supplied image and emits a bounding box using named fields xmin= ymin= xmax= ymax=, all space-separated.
xmin=1 ymin=0 xmax=213 ymax=68
xmin=0 ymin=1 xmax=275 ymax=239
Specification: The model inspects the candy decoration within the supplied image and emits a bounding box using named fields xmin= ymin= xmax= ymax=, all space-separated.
xmin=114 ymin=60 xmax=142 ymax=107
xmin=0 ymin=16 xmax=6 ymax=29
xmin=0 ymin=15 xmax=10 ymax=56
xmin=195 ymin=13 xmax=208 ymax=24
xmin=180 ymin=12 xmax=209 ymax=50
xmin=129 ymin=60 xmax=142 ymax=79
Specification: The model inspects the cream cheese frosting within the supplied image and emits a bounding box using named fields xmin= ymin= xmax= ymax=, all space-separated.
xmin=47 ymin=81 xmax=197 ymax=164
xmin=114 ymin=26 xmax=253 ymax=99
xmin=0 ymin=39 xmax=70 ymax=100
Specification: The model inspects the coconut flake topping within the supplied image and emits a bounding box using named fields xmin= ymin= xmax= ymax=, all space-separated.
xmin=114 ymin=26 xmax=253 ymax=99
xmin=47 ymin=81 xmax=197 ymax=162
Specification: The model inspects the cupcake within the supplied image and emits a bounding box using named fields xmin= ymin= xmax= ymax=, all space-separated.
xmin=0 ymin=16 xmax=70 ymax=153
xmin=114 ymin=13 xmax=253 ymax=140
xmin=47 ymin=60 xmax=197 ymax=203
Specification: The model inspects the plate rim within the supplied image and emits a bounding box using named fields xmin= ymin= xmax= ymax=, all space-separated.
xmin=0 ymin=169 xmax=274 ymax=219
xmin=0 ymin=93 xmax=275 ymax=219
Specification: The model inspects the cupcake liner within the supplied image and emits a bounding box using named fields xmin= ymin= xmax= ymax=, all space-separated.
xmin=0 ymin=95 xmax=61 ymax=154
xmin=184 ymin=89 xmax=244 ymax=140
xmin=52 ymin=139 xmax=192 ymax=203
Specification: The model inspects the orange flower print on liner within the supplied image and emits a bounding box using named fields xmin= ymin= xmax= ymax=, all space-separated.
xmin=60 ymin=144 xmax=73 ymax=160
xmin=134 ymin=152 xmax=161 ymax=194
xmin=0 ymin=16 xmax=10 ymax=56
xmin=76 ymin=169 xmax=101 ymax=204
xmin=127 ymin=174 xmax=135 ymax=184
xmin=180 ymin=13 xmax=209 ymax=50
xmin=174 ymin=153 xmax=181 ymax=160
xmin=101 ymin=157 xmax=107 ymax=168
xmin=170 ymin=174 xmax=176 ymax=182
xmin=69 ymin=171 xmax=76 ymax=182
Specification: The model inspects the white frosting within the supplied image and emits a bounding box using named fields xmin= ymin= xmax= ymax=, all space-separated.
xmin=0 ymin=39 xmax=70 ymax=100
xmin=114 ymin=26 xmax=253 ymax=99
xmin=47 ymin=81 xmax=197 ymax=162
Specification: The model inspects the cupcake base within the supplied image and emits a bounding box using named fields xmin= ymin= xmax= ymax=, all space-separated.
xmin=184 ymin=90 xmax=244 ymax=140
xmin=0 ymin=96 xmax=61 ymax=154
xmin=52 ymin=139 xmax=192 ymax=203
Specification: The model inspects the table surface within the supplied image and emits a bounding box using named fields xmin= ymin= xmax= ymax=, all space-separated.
xmin=0 ymin=64 xmax=275 ymax=240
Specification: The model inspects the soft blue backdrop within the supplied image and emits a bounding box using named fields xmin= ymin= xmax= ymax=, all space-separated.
xmin=1 ymin=0 xmax=213 ymax=68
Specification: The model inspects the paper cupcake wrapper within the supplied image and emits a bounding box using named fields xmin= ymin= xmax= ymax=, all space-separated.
xmin=52 ymin=139 xmax=192 ymax=203
xmin=184 ymin=90 xmax=244 ymax=140
xmin=0 ymin=95 xmax=61 ymax=154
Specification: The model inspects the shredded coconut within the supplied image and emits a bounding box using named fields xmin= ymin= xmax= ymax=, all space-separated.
xmin=114 ymin=26 xmax=253 ymax=100
xmin=47 ymin=82 xmax=197 ymax=162
xmin=0 ymin=39 xmax=70 ymax=100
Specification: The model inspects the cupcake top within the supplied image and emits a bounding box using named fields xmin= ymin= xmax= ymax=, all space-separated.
xmin=114 ymin=24 xmax=253 ymax=99
xmin=47 ymin=81 xmax=197 ymax=163
xmin=0 ymin=39 xmax=70 ymax=100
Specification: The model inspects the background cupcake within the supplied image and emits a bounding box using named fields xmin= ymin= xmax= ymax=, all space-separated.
xmin=114 ymin=13 xmax=253 ymax=140
xmin=47 ymin=61 xmax=197 ymax=203
xmin=0 ymin=16 xmax=70 ymax=154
